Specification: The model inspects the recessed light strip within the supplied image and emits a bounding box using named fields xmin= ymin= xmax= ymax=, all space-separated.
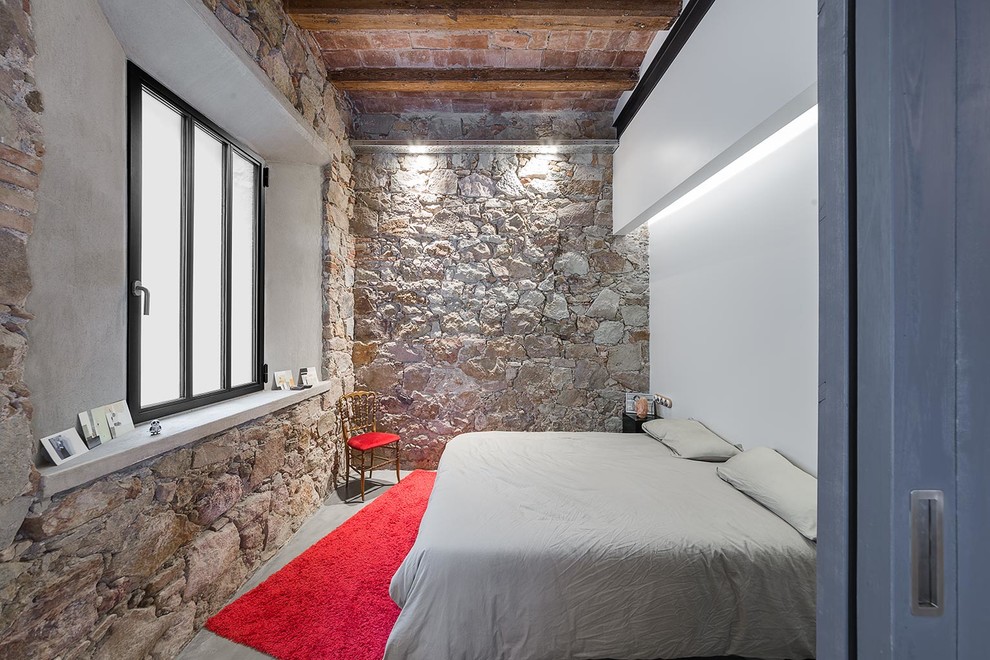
xmin=650 ymin=104 xmax=818 ymax=223
xmin=617 ymin=84 xmax=818 ymax=231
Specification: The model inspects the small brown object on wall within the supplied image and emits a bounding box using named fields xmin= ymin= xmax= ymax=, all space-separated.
xmin=338 ymin=391 xmax=402 ymax=501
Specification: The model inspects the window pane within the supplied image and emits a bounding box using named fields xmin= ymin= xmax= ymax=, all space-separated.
xmin=230 ymin=153 xmax=257 ymax=386
xmin=140 ymin=90 xmax=183 ymax=407
xmin=191 ymin=127 xmax=224 ymax=395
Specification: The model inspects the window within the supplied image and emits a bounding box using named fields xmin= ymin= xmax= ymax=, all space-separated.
xmin=127 ymin=63 xmax=265 ymax=422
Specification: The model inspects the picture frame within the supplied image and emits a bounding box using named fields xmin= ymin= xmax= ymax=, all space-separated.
xmin=41 ymin=428 xmax=89 ymax=466
xmin=273 ymin=370 xmax=295 ymax=391
xmin=77 ymin=410 xmax=101 ymax=449
xmin=79 ymin=408 xmax=112 ymax=445
xmin=299 ymin=366 xmax=320 ymax=387
xmin=624 ymin=392 xmax=653 ymax=415
xmin=103 ymin=400 xmax=135 ymax=439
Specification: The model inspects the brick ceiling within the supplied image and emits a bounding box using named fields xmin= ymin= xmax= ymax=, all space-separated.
xmin=285 ymin=1 xmax=682 ymax=114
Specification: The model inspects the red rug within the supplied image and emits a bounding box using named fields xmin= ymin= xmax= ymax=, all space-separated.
xmin=206 ymin=470 xmax=436 ymax=660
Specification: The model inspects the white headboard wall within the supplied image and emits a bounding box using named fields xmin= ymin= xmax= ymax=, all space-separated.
xmin=648 ymin=126 xmax=819 ymax=474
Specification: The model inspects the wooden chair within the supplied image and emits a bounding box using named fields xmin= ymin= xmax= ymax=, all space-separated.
xmin=337 ymin=391 xmax=401 ymax=501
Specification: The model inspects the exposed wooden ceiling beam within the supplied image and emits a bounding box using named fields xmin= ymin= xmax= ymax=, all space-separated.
xmin=328 ymin=68 xmax=640 ymax=92
xmin=286 ymin=0 xmax=680 ymax=31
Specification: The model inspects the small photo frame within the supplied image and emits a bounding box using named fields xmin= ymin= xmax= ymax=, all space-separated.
xmin=103 ymin=400 xmax=135 ymax=439
xmin=624 ymin=392 xmax=654 ymax=415
xmin=77 ymin=410 xmax=100 ymax=449
xmin=41 ymin=429 xmax=89 ymax=466
xmin=299 ymin=366 xmax=320 ymax=387
xmin=79 ymin=408 xmax=112 ymax=445
xmin=273 ymin=370 xmax=295 ymax=391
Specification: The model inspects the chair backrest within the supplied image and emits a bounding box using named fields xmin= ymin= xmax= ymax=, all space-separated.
xmin=337 ymin=391 xmax=378 ymax=441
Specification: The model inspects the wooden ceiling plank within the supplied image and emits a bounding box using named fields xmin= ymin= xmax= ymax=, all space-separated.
xmin=328 ymin=67 xmax=639 ymax=92
xmin=286 ymin=0 xmax=680 ymax=31
xmin=293 ymin=15 xmax=674 ymax=30
xmin=285 ymin=0 xmax=679 ymax=13
xmin=335 ymin=80 xmax=637 ymax=92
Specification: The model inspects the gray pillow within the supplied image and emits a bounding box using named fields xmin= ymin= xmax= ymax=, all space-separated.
xmin=640 ymin=418 xmax=740 ymax=462
xmin=717 ymin=447 xmax=817 ymax=541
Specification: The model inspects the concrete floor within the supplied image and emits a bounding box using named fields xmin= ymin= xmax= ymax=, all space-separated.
xmin=178 ymin=470 xmax=413 ymax=660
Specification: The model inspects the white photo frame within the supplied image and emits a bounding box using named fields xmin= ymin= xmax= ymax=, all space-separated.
xmin=81 ymin=407 xmax=112 ymax=444
xmin=103 ymin=400 xmax=135 ymax=439
xmin=299 ymin=366 xmax=320 ymax=387
xmin=41 ymin=428 xmax=89 ymax=466
xmin=77 ymin=410 xmax=102 ymax=449
xmin=273 ymin=370 xmax=294 ymax=391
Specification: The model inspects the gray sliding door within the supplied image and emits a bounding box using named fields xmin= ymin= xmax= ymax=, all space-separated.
xmin=838 ymin=0 xmax=990 ymax=657
xmin=856 ymin=0 xmax=958 ymax=656
xmin=956 ymin=0 xmax=990 ymax=656
xmin=855 ymin=0 xmax=958 ymax=656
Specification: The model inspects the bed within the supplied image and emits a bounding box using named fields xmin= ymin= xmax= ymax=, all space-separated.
xmin=384 ymin=431 xmax=816 ymax=660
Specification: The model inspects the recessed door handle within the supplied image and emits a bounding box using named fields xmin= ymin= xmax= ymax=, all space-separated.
xmin=132 ymin=280 xmax=151 ymax=316
xmin=910 ymin=489 xmax=944 ymax=617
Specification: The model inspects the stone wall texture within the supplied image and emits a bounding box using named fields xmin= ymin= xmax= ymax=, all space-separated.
xmin=0 ymin=0 xmax=44 ymax=553
xmin=0 ymin=391 xmax=345 ymax=659
xmin=352 ymin=150 xmax=650 ymax=467
xmin=0 ymin=1 xmax=357 ymax=658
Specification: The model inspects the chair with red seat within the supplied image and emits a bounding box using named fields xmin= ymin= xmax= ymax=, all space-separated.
xmin=337 ymin=391 xmax=401 ymax=501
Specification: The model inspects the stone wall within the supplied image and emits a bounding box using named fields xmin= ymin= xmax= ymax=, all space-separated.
xmin=0 ymin=391 xmax=344 ymax=659
xmin=321 ymin=155 xmax=357 ymax=388
xmin=0 ymin=0 xmax=44 ymax=551
xmin=352 ymin=150 xmax=650 ymax=467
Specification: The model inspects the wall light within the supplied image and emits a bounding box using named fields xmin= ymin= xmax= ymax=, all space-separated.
xmin=650 ymin=104 xmax=818 ymax=224
xmin=521 ymin=154 xmax=554 ymax=176
xmin=408 ymin=154 xmax=436 ymax=172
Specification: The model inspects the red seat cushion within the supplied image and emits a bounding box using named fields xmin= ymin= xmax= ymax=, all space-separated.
xmin=347 ymin=432 xmax=400 ymax=451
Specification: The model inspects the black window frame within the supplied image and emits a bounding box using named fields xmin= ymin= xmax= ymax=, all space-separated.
xmin=127 ymin=62 xmax=266 ymax=423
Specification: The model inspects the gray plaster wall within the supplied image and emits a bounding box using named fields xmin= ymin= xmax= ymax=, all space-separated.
xmin=26 ymin=0 xmax=128 ymax=439
xmin=264 ymin=162 xmax=324 ymax=380
xmin=25 ymin=1 xmax=328 ymax=438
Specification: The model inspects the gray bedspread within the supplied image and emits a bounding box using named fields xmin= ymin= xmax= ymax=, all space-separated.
xmin=385 ymin=431 xmax=816 ymax=660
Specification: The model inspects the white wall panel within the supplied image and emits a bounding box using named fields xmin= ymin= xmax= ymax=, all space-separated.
xmin=649 ymin=127 xmax=818 ymax=473
xmin=614 ymin=0 xmax=816 ymax=234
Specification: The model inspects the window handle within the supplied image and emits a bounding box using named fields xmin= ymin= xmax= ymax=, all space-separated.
xmin=132 ymin=280 xmax=151 ymax=316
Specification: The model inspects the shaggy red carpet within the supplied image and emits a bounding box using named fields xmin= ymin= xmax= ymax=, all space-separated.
xmin=205 ymin=470 xmax=436 ymax=660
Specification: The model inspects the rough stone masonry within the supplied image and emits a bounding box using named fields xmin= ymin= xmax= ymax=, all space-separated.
xmin=0 ymin=0 xmax=46 ymax=555
xmin=352 ymin=149 xmax=650 ymax=468
xmin=0 ymin=391 xmax=345 ymax=659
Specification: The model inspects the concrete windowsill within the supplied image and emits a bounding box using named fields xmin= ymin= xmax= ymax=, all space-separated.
xmin=38 ymin=382 xmax=334 ymax=498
